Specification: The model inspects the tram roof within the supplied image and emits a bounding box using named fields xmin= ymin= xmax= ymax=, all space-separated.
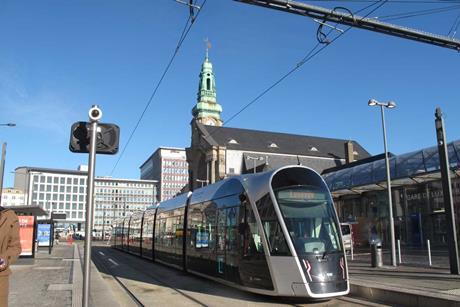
xmin=323 ymin=139 xmax=460 ymax=196
xmin=189 ymin=177 xmax=246 ymax=205
xmin=156 ymin=192 xmax=190 ymax=213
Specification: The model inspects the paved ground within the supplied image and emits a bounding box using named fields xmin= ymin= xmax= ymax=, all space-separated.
xmin=9 ymin=244 xmax=73 ymax=307
xmin=7 ymin=242 xmax=460 ymax=307
xmin=345 ymin=251 xmax=460 ymax=306
xmin=9 ymin=242 xmax=119 ymax=307
xmin=91 ymin=244 xmax=384 ymax=307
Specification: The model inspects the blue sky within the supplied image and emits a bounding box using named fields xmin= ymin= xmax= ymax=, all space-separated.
xmin=1 ymin=0 xmax=459 ymax=187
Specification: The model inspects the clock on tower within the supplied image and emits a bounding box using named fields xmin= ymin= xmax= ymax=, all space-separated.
xmin=205 ymin=118 xmax=216 ymax=126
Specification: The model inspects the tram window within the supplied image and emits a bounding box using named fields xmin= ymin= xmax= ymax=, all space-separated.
xmin=275 ymin=185 xmax=342 ymax=255
xmin=226 ymin=206 xmax=239 ymax=252
xmin=240 ymin=202 xmax=264 ymax=256
xmin=204 ymin=204 xmax=216 ymax=250
xmin=256 ymin=194 xmax=291 ymax=256
xmin=188 ymin=202 xmax=216 ymax=250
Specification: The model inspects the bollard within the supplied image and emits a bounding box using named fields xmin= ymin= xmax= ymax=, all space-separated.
xmin=427 ymin=239 xmax=432 ymax=266
xmin=397 ymin=239 xmax=402 ymax=264
xmin=371 ymin=242 xmax=383 ymax=267
xmin=351 ymin=239 xmax=354 ymax=261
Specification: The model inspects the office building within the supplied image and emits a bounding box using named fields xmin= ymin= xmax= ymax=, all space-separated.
xmin=1 ymin=188 xmax=25 ymax=207
xmin=13 ymin=166 xmax=157 ymax=231
xmin=140 ymin=147 xmax=188 ymax=201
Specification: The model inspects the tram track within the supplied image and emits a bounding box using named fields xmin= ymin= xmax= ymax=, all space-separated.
xmin=90 ymin=248 xmax=146 ymax=307
xmin=91 ymin=245 xmax=388 ymax=307
xmin=91 ymin=245 xmax=208 ymax=307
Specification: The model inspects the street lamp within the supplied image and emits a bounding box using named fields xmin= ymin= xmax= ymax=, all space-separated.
xmin=196 ymin=179 xmax=208 ymax=188
xmin=246 ymin=155 xmax=264 ymax=174
xmin=368 ymin=98 xmax=397 ymax=267
xmin=0 ymin=123 xmax=16 ymax=205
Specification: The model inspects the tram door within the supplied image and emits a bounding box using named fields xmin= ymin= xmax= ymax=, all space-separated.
xmin=216 ymin=206 xmax=240 ymax=282
xmin=216 ymin=209 xmax=226 ymax=276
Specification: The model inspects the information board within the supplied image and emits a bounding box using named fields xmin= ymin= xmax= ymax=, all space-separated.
xmin=19 ymin=216 xmax=35 ymax=256
xmin=37 ymin=223 xmax=51 ymax=247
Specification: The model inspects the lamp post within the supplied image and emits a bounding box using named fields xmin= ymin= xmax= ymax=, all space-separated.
xmin=246 ymin=155 xmax=264 ymax=174
xmin=196 ymin=179 xmax=208 ymax=188
xmin=0 ymin=123 xmax=16 ymax=206
xmin=368 ymin=99 xmax=397 ymax=267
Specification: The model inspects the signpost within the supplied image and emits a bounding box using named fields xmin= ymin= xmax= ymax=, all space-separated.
xmin=69 ymin=105 xmax=120 ymax=307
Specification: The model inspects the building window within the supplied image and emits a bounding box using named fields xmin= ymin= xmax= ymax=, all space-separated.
xmin=206 ymin=78 xmax=211 ymax=90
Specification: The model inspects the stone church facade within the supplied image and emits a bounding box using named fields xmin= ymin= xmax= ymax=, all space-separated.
xmin=186 ymin=53 xmax=370 ymax=191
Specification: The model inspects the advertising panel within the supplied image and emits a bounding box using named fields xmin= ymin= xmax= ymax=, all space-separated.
xmin=19 ymin=216 xmax=35 ymax=256
xmin=37 ymin=223 xmax=51 ymax=247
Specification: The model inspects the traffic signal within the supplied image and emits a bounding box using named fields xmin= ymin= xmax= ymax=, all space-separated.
xmin=69 ymin=121 xmax=120 ymax=155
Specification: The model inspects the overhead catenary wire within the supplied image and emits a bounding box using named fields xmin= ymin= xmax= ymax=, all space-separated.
xmin=217 ymin=0 xmax=387 ymax=131
xmin=448 ymin=12 xmax=460 ymax=37
xmin=110 ymin=0 xmax=207 ymax=176
xmin=300 ymin=0 xmax=460 ymax=4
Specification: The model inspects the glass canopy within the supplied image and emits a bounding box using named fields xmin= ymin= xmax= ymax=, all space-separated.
xmin=323 ymin=140 xmax=460 ymax=196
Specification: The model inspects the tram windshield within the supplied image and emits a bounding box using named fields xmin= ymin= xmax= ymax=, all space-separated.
xmin=274 ymin=185 xmax=342 ymax=256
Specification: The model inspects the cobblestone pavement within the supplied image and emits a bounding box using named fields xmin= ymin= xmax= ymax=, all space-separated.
xmin=9 ymin=244 xmax=74 ymax=307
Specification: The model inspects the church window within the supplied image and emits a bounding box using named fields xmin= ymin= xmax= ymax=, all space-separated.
xmin=206 ymin=78 xmax=211 ymax=90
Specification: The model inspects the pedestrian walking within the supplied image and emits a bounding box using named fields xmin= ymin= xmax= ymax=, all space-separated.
xmin=54 ymin=233 xmax=60 ymax=245
xmin=0 ymin=206 xmax=22 ymax=307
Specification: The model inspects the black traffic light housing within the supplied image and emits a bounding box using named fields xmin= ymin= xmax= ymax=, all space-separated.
xmin=69 ymin=121 xmax=120 ymax=155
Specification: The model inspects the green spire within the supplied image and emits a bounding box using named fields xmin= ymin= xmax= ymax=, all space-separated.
xmin=192 ymin=49 xmax=223 ymax=126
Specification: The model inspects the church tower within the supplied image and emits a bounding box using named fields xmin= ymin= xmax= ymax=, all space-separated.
xmin=191 ymin=47 xmax=223 ymax=126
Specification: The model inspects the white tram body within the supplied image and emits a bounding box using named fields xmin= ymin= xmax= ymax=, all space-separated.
xmin=112 ymin=166 xmax=349 ymax=299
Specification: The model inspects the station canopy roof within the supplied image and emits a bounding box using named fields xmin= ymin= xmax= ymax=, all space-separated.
xmin=322 ymin=140 xmax=460 ymax=197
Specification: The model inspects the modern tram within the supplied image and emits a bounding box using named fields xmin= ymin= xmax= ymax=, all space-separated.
xmin=112 ymin=165 xmax=349 ymax=299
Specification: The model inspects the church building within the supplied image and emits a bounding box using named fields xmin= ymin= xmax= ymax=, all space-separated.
xmin=186 ymin=51 xmax=371 ymax=191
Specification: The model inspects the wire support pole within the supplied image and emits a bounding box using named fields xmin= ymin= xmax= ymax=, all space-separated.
xmin=435 ymin=107 xmax=460 ymax=275
xmin=236 ymin=0 xmax=460 ymax=51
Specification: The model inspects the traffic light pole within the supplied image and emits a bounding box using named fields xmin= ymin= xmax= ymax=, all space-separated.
xmin=82 ymin=109 xmax=100 ymax=307
xmin=237 ymin=0 xmax=460 ymax=51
